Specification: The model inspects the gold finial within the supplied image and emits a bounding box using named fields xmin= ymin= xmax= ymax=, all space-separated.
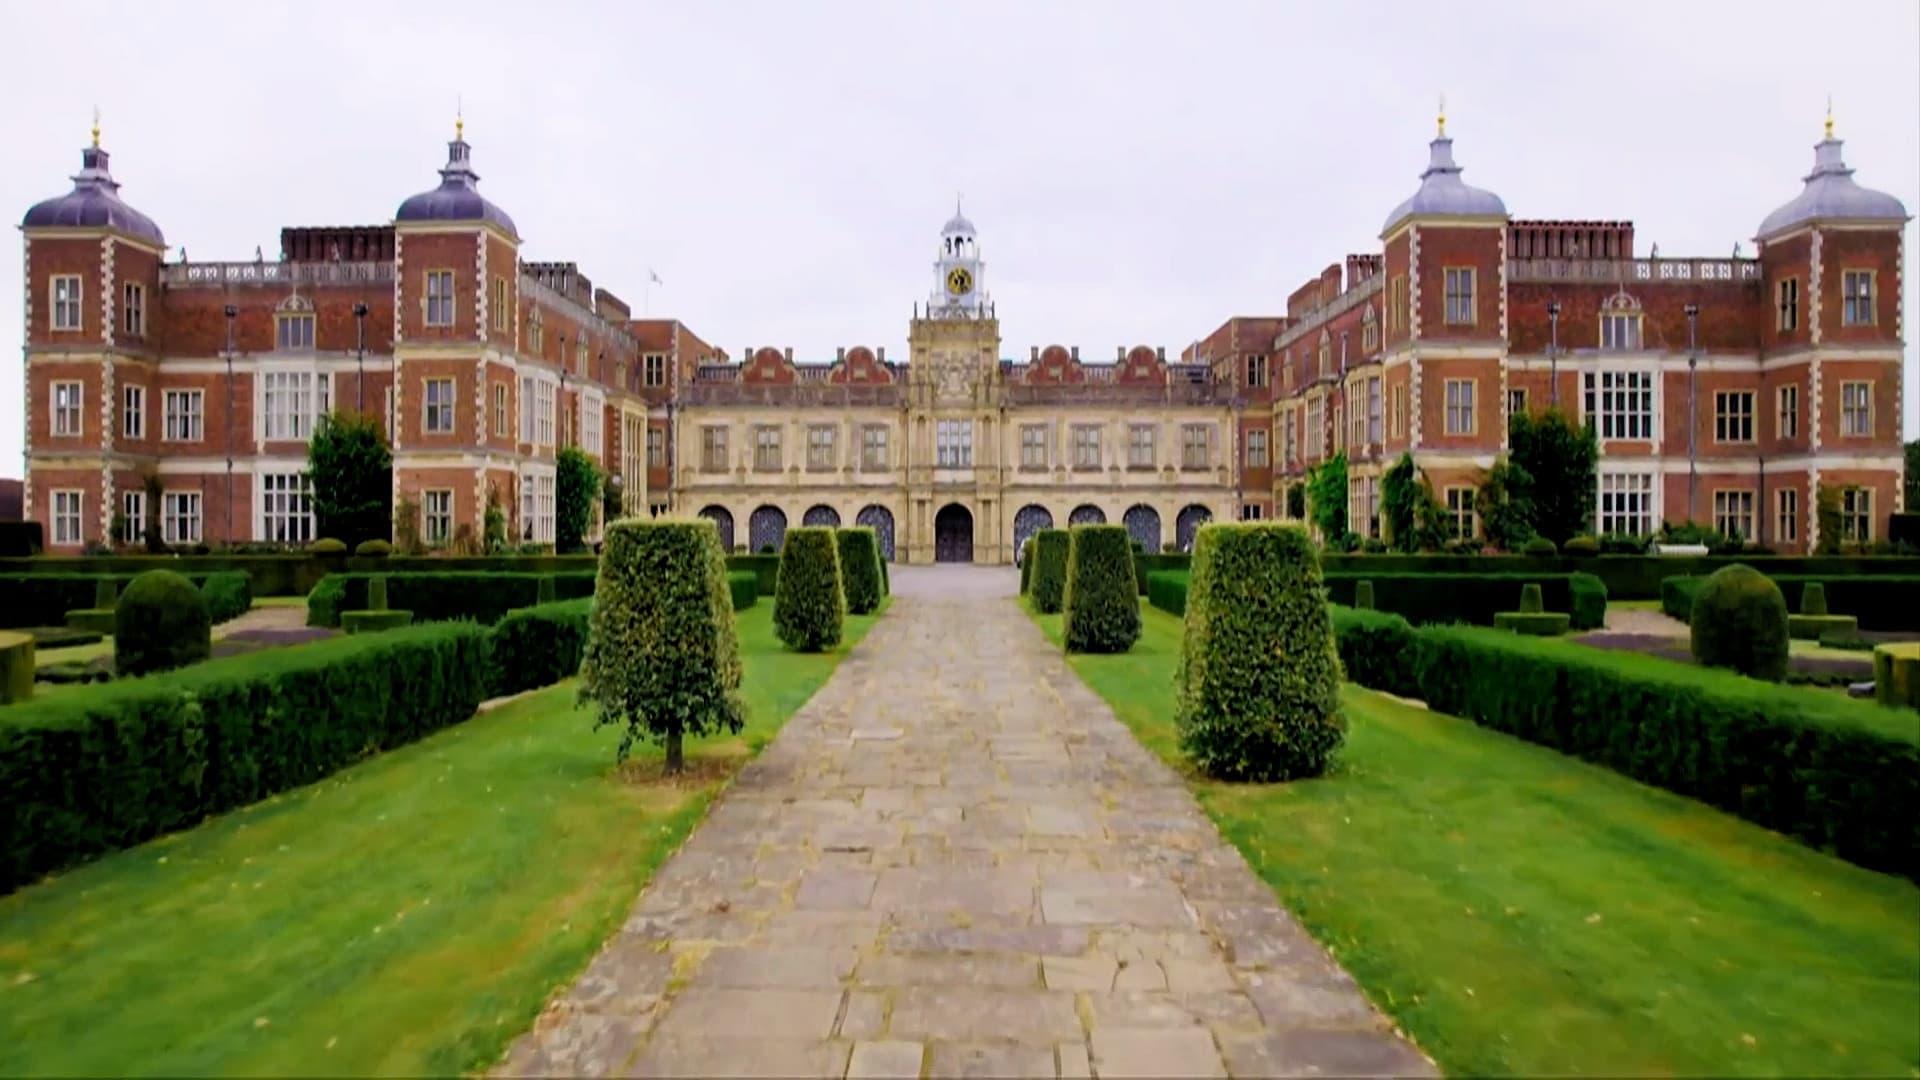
xmin=1436 ymin=94 xmax=1447 ymax=138
xmin=90 ymin=106 xmax=100 ymax=149
xmin=1823 ymin=95 xmax=1834 ymax=140
xmin=455 ymin=95 xmax=464 ymax=141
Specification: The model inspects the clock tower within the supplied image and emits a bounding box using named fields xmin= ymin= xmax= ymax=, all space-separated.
xmin=927 ymin=199 xmax=990 ymax=318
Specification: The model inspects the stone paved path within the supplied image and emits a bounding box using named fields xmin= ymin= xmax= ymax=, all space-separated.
xmin=500 ymin=566 xmax=1432 ymax=1078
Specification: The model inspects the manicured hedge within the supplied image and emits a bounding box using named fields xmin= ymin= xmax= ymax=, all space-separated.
xmin=1405 ymin=625 xmax=1919 ymax=880
xmin=1322 ymin=572 xmax=1605 ymax=630
xmin=490 ymin=598 xmax=592 ymax=697
xmin=306 ymin=572 xmax=595 ymax=628
xmin=835 ymin=528 xmax=883 ymax=616
xmin=1133 ymin=553 xmax=1191 ymax=595
xmin=1146 ymin=570 xmax=1189 ymax=617
xmin=0 ymin=555 xmax=322 ymax=597
xmin=2 ymin=571 xmax=252 ymax=629
xmin=342 ymin=610 xmax=414 ymax=635
xmin=0 ymin=632 xmax=32 ymax=703
xmin=1329 ymin=605 xmax=1419 ymax=699
xmin=0 ymin=621 xmax=492 ymax=892
xmin=1029 ymin=530 xmax=1070 ymax=614
xmin=115 ymin=571 xmax=210 ymax=677
xmin=1663 ymin=573 xmax=1920 ymax=632
xmin=1873 ymin=644 xmax=1920 ymax=710
xmin=1177 ymin=523 xmax=1344 ymax=781
xmin=200 ymin=571 xmax=252 ymax=625
xmin=727 ymin=571 xmax=759 ymax=611
xmin=1063 ymin=526 xmax=1140 ymax=653
xmin=1662 ymin=575 xmax=1703 ymax=621
xmin=726 ymin=554 xmax=782 ymax=597
xmin=772 ymin=527 xmax=844 ymax=653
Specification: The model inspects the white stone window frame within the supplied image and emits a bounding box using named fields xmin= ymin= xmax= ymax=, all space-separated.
xmin=1069 ymin=424 xmax=1100 ymax=471
xmin=1127 ymin=423 xmax=1155 ymax=469
xmin=122 ymin=489 xmax=146 ymax=545
xmin=643 ymin=353 xmax=668 ymax=388
xmin=1776 ymin=488 xmax=1799 ymax=545
xmin=861 ymin=424 xmax=889 ymax=472
xmin=424 ymin=269 xmax=457 ymax=328
xmin=164 ymin=388 xmax=204 ymax=442
xmin=1712 ymin=489 xmax=1756 ymax=541
xmin=123 ymin=384 xmax=145 ymax=440
xmin=1713 ymin=389 xmax=1755 ymax=445
xmin=805 ymin=423 xmax=836 ymax=472
xmin=422 ymin=488 xmax=454 ymax=545
xmin=1180 ymin=424 xmax=1212 ymax=470
xmin=123 ymin=281 xmax=146 ymax=338
xmin=580 ymin=387 xmax=605 ymax=457
xmin=163 ymin=490 xmax=204 ymax=545
xmin=1245 ymin=427 xmax=1269 ymax=469
xmin=1443 ymin=267 xmax=1476 ymax=326
xmin=1581 ymin=368 xmax=1657 ymax=442
xmin=1840 ymin=380 xmax=1873 ymax=438
xmin=50 ymin=274 xmax=83 ymax=331
xmin=753 ymin=425 xmax=783 ymax=472
xmin=519 ymin=466 xmax=557 ymax=544
xmin=700 ymin=425 xmax=729 ymax=472
xmin=1443 ymin=378 xmax=1476 ymax=436
xmin=1596 ymin=469 xmax=1657 ymax=537
xmin=50 ymin=380 xmax=83 ymax=437
xmin=422 ymin=376 xmax=457 ymax=435
xmin=938 ymin=419 xmax=975 ymax=469
xmin=1841 ymin=487 xmax=1873 ymax=542
xmin=1776 ymin=384 xmax=1799 ymax=440
xmin=1841 ymin=269 xmax=1876 ymax=327
xmin=51 ymin=489 xmax=84 ymax=545
xmin=258 ymin=470 xmax=315 ymax=545
xmin=259 ymin=366 xmax=330 ymax=443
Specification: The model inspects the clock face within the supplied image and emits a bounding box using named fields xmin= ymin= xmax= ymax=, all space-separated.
xmin=946 ymin=267 xmax=974 ymax=296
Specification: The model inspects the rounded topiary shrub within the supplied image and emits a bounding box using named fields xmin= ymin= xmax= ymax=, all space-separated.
xmin=1522 ymin=536 xmax=1557 ymax=556
xmin=580 ymin=518 xmax=743 ymax=772
xmin=1689 ymin=563 xmax=1790 ymax=682
xmin=1177 ymin=523 xmax=1345 ymax=781
xmin=311 ymin=537 xmax=348 ymax=555
xmin=773 ymin=526 xmax=845 ymax=652
xmin=1800 ymin=581 xmax=1829 ymax=616
xmin=354 ymin=538 xmax=392 ymax=557
xmin=836 ymin=527 xmax=883 ymax=615
xmin=1029 ymin=529 xmax=1070 ymax=614
xmin=1063 ymin=525 xmax=1141 ymax=654
xmin=1562 ymin=535 xmax=1600 ymax=556
xmin=1519 ymin=582 xmax=1544 ymax=614
xmin=115 ymin=569 xmax=211 ymax=677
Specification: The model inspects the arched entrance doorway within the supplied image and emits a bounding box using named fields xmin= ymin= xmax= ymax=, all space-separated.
xmin=698 ymin=506 xmax=736 ymax=552
xmin=803 ymin=504 xmax=841 ymax=528
xmin=748 ymin=505 xmax=788 ymax=553
xmin=1012 ymin=504 xmax=1053 ymax=564
xmin=934 ymin=503 xmax=974 ymax=563
xmin=1069 ymin=504 xmax=1106 ymax=526
xmin=1176 ymin=504 xmax=1212 ymax=552
xmin=1123 ymin=504 xmax=1162 ymax=553
xmin=856 ymin=504 xmax=895 ymax=561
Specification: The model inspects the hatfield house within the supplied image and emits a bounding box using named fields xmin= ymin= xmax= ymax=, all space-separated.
xmin=17 ymin=112 xmax=1910 ymax=561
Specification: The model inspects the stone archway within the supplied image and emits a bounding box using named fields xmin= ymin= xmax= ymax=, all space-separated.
xmin=1176 ymin=504 xmax=1212 ymax=553
xmin=698 ymin=505 xmax=736 ymax=552
xmin=1069 ymin=504 xmax=1106 ymax=526
xmin=934 ymin=503 xmax=974 ymax=563
xmin=803 ymin=504 xmax=841 ymax=528
xmin=1123 ymin=504 xmax=1162 ymax=553
xmin=856 ymin=504 xmax=896 ymax=561
xmin=748 ymin=505 xmax=788 ymax=553
xmin=1012 ymin=504 xmax=1053 ymax=564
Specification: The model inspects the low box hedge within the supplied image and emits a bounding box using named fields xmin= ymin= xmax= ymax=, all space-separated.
xmin=342 ymin=610 xmax=415 ymax=635
xmin=0 ymin=554 xmax=320 ymax=597
xmin=1404 ymin=625 xmax=1920 ymax=880
xmin=0 ymin=621 xmax=492 ymax=893
xmin=1664 ymin=574 xmax=1920 ymax=632
xmin=726 ymin=554 xmax=781 ymax=596
xmin=1146 ymin=570 xmax=1189 ymax=616
xmin=1789 ymin=613 xmax=1858 ymax=640
xmin=1873 ymin=644 xmax=1920 ymax=710
xmin=64 ymin=609 xmax=116 ymax=635
xmin=727 ymin=571 xmax=759 ymax=611
xmin=200 ymin=571 xmax=252 ymax=625
xmin=1493 ymin=611 xmax=1571 ymax=636
xmin=306 ymin=572 xmax=596 ymax=628
xmin=1329 ymin=605 xmax=1420 ymax=699
xmin=2 ymin=571 xmax=251 ymax=629
xmin=1321 ymin=572 xmax=1605 ymax=630
xmin=0 ymin=631 xmax=32 ymax=703
xmin=1133 ymin=553 xmax=1191 ymax=595
xmin=489 ymin=598 xmax=592 ymax=697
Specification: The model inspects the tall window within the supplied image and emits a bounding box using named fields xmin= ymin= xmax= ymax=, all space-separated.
xmin=423 ymin=489 xmax=453 ymax=545
xmin=163 ymin=491 xmax=203 ymax=545
xmin=1020 ymin=424 xmax=1047 ymax=469
xmin=1776 ymin=488 xmax=1799 ymax=546
xmin=1129 ymin=424 xmax=1155 ymax=468
xmin=1598 ymin=471 xmax=1654 ymax=536
xmin=1246 ymin=428 xmax=1269 ymax=468
xmin=1181 ymin=424 xmax=1211 ymax=469
xmin=1776 ymin=384 xmax=1799 ymax=440
xmin=1070 ymin=425 xmax=1101 ymax=470
xmin=493 ymin=383 xmax=509 ymax=437
xmin=1582 ymin=371 xmax=1654 ymax=440
xmin=528 ymin=308 xmax=544 ymax=354
xmin=1443 ymin=267 xmax=1476 ymax=325
xmin=754 ymin=425 xmax=783 ymax=471
xmin=1392 ymin=385 xmax=1407 ymax=439
xmin=1241 ymin=504 xmax=1265 ymax=521
xmin=1776 ymin=278 xmax=1799 ymax=331
xmin=1600 ymin=311 xmax=1642 ymax=351
xmin=643 ymin=353 xmax=667 ymax=387
xmin=1507 ymin=387 xmax=1528 ymax=419
xmin=1714 ymin=390 xmax=1754 ymax=443
xmin=1841 ymin=487 xmax=1872 ymax=542
xmin=520 ymin=470 xmax=556 ymax=543
xmin=425 ymin=270 xmax=455 ymax=326
xmin=121 ymin=490 xmax=145 ymax=545
xmin=122 ymin=385 xmax=145 ymax=440
xmin=1282 ymin=411 xmax=1296 ymax=468
xmin=1389 ymin=275 xmax=1408 ymax=333
xmin=123 ymin=283 xmax=145 ymax=337
xmin=937 ymin=419 xmax=973 ymax=467
xmin=701 ymin=426 xmax=728 ymax=471
xmin=580 ymin=389 xmax=603 ymax=455
xmin=52 ymin=490 xmax=82 ymax=545
xmin=1841 ymin=381 xmax=1872 ymax=437
xmin=1306 ymin=396 xmax=1324 ymax=459
xmin=806 ymin=425 xmax=836 ymax=471
xmin=1317 ymin=333 xmax=1331 ymax=377
xmin=1245 ymin=354 xmax=1267 ymax=388
xmin=262 ymin=371 xmax=328 ymax=441
xmin=276 ymin=312 xmax=316 ymax=351
xmin=1367 ymin=376 xmax=1383 ymax=444
xmin=260 ymin=473 xmax=314 ymax=544
xmin=1445 ymin=487 xmax=1476 ymax=540
xmin=51 ymin=275 xmax=82 ymax=331
xmin=1713 ymin=490 xmax=1755 ymax=541
xmin=647 ymin=426 xmax=666 ymax=468
xmin=1842 ymin=270 xmax=1875 ymax=326
xmin=423 ymin=377 xmax=455 ymax=434
xmin=1362 ymin=306 xmax=1379 ymax=352
xmin=164 ymin=389 xmax=203 ymax=441
xmin=575 ymin=340 xmax=589 ymax=378
xmin=51 ymin=381 xmax=82 ymax=436
xmin=861 ymin=425 xmax=889 ymax=470
xmin=1444 ymin=379 xmax=1475 ymax=435
xmin=1347 ymin=382 xmax=1365 ymax=448
xmin=519 ymin=374 xmax=556 ymax=446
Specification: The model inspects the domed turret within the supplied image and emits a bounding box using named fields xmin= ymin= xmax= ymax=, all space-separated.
xmin=1756 ymin=114 xmax=1908 ymax=240
xmin=22 ymin=121 xmax=164 ymax=245
xmin=395 ymin=119 xmax=518 ymax=239
xmin=1381 ymin=108 xmax=1506 ymax=236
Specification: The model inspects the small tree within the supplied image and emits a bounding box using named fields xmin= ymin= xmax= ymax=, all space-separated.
xmin=1814 ymin=484 xmax=1844 ymax=554
xmin=1029 ymin=529 xmax=1071 ymax=614
xmin=1177 ymin=523 xmax=1344 ymax=780
xmin=1476 ymin=456 xmax=1536 ymax=552
xmin=556 ymin=446 xmax=601 ymax=554
xmin=483 ymin=483 xmax=509 ymax=554
xmin=1509 ymin=408 xmax=1596 ymax=545
xmin=602 ymin=475 xmax=626 ymax=526
xmin=141 ymin=472 xmax=166 ymax=553
xmin=1380 ymin=453 xmax=1448 ymax=552
xmin=1690 ymin=563 xmax=1790 ymax=681
xmin=307 ymin=411 xmax=393 ymax=549
xmin=1063 ymin=525 xmax=1141 ymax=653
xmin=580 ymin=519 xmax=743 ymax=773
xmin=1306 ymin=454 xmax=1349 ymax=540
xmin=773 ymin=527 xmax=845 ymax=652
xmin=835 ymin=526 xmax=883 ymax=615
xmin=394 ymin=496 xmax=423 ymax=555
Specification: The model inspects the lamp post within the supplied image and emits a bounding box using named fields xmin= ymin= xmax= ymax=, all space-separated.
xmin=353 ymin=302 xmax=369 ymax=411
xmin=1685 ymin=303 xmax=1700 ymax=523
xmin=1547 ymin=299 xmax=1561 ymax=407
xmin=223 ymin=304 xmax=237 ymax=545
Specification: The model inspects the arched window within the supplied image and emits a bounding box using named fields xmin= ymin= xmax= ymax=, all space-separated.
xmin=1599 ymin=290 xmax=1643 ymax=351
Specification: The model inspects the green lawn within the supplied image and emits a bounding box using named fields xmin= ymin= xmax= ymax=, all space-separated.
xmin=0 ymin=601 xmax=886 ymax=1077
xmin=1028 ymin=600 xmax=1920 ymax=1077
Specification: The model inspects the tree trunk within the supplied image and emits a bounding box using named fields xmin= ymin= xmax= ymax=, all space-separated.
xmin=665 ymin=730 xmax=684 ymax=774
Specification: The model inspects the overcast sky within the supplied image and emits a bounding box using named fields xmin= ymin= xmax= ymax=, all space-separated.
xmin=3 ymin=0 xmax=1915 ymax=475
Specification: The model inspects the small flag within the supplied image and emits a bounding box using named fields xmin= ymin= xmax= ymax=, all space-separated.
xmin=648 ymin=268 xmax=663 ymax=286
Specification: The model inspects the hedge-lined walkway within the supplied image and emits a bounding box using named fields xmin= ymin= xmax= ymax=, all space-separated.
xmin=502 ymin=566 xmax=1428 ymax=1077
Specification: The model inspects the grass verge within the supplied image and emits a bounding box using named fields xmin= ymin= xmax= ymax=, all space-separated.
xmin=0 ymin=600 xmax=887 ymax=1076
xmin=1027 ymin=598 xmax=1920 ymax=1076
